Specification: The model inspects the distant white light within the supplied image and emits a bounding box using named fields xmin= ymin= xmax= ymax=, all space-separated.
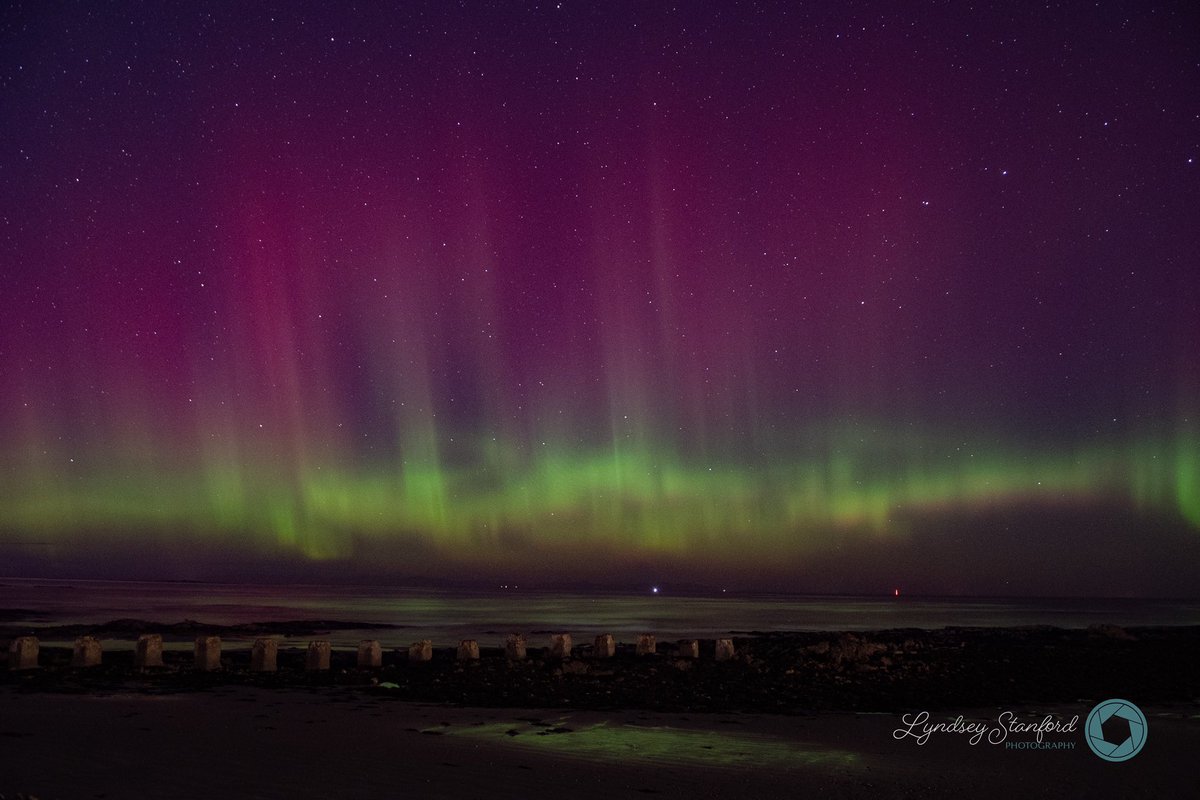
xmin=651 ymin=586 xmax=659 ymax=594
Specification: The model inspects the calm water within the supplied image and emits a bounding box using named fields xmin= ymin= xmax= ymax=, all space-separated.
xmin=2 ymin=578 xmax=1197 ymax=648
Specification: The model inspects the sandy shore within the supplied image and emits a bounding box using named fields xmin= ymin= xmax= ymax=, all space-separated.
xmin=3 ymin=624 xmax=1198 ymax=797
xmin=0 ymin=686 xmax=1196 ymax=799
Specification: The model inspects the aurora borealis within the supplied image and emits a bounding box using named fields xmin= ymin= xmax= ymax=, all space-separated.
xmin=1 ymin=3 xmax=1197 ymax=593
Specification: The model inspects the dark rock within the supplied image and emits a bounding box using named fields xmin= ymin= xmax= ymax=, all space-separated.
xmin=1088 ymin=623 xmax=1136 ymax=641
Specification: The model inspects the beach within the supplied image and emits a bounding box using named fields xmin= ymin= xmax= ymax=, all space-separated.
xmin=3 ymin=623 xmax=1199 ymax=798
xmin=1 ymin=687 xmax=1196 ymax=799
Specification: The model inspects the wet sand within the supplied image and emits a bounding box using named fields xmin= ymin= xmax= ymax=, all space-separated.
xmin=0 ymin=687 xmax=1195 ymax=799
xmin=3 ymin=624 xmax=1198 ymax=797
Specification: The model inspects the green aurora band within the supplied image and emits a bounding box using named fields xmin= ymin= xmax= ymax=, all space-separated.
xmin=2 ymin=421 xmax=1195 ymax=566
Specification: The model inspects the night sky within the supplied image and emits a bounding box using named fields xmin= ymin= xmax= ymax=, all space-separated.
xmin=1 ymin=2 xmax=1197 ymax=594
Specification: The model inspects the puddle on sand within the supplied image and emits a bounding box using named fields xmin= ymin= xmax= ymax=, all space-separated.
xmin=440 ymin=717 xmax=860 ymax=770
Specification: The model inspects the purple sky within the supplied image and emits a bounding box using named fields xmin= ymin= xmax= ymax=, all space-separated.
xmin=1 ymin=3 xmax=1197 ymax=594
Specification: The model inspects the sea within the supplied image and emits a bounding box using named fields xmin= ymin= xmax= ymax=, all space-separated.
xmin=2 ymin=578 xmax=1197 ymax=649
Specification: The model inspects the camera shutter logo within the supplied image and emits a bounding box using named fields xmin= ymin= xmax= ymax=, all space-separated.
xmin=1085 ymin=699 xmax=1147 ymax=762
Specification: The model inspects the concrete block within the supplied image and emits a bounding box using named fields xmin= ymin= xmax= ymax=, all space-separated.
xmin=505 ymin=633 xmax=526 ymax=661
xmin=135 ymin=634 xmax=163 ymax=668
xmin=636 ymin=633 xmax=657 ymax=656
xmin=715 ymin=638 xmax=736 ymax=662
xmin=408 ymin=639 xmax=432 ymax=662
xmin=457 ymin=639 xmax=480 ymax=661
xmin=194 ymin=635 xmax=221 ymax=671
xmin=593 ymin=633 xmax=616 ymax=659
xmin=550 ymin=633 xmax=572 ymax=659
xmin=251 ymin=638 xmax=278 ymax=672
xmin=8 ymin=636 xmax=40 ymax=670
xmin=72 ymin=635 xmax=102 ymax=668
xmin=677 ymin=639 xmax=699 ymax=659
xmin=306 ymin=640 xmax=331 ymax=671
xmin=8 ymin=636 xmax=38 ymax=670
xmin=357 ymin=639 xmax=382 ymax=669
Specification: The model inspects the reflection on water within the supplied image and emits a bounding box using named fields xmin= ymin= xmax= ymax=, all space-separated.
xmin=1 ymin=578 xmax=1197 ymax=647
xmin=445 ymin=717 xmax=860 ymax=770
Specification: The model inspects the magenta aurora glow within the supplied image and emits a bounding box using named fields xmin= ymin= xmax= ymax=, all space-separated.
xmin=1 ymin=3 xmax=1197 ymax=594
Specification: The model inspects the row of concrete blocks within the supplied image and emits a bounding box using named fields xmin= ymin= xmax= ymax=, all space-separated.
xmin=519 ymin=633 xmax=736 ymax=662
xmin=3 ymin=635 xmax=332 ymax=672
xmin=5 ymin=635 xmax=170 ymax=671
xmin=6 ymin=633 xmax=737 ymax=671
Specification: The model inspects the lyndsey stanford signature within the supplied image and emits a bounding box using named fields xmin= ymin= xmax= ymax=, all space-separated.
xmin=892 ymin=711 xmax=1079 ymax=746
